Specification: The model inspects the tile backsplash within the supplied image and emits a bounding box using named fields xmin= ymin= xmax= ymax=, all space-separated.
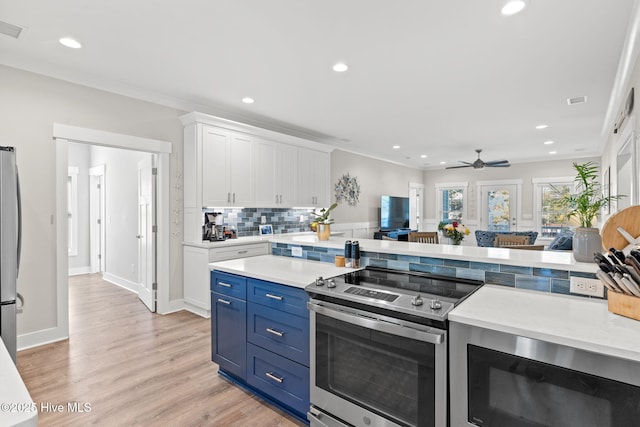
xmin=205 ymin=208 xmax=315 ymax=237
xmin=271 ymin=242 xmax=602 ymax=299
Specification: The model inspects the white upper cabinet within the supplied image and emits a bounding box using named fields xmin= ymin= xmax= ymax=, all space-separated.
xmin=296 ymin=148 xmax=329 ymax=207
xmin=201 ymin=126 xmax=253 ymax=207
xmin=181 ymin=112 xmax=332 ymax=242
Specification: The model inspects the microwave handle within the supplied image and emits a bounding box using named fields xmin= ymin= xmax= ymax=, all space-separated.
xmin=308 ymin=300 xmax=444 ymax=345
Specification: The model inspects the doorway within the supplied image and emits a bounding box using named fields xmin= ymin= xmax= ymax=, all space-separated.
xmin=89 ymin=165 xmax=105 ymax=274
xmin=478 ymin=181 xmax=521 ymax=232
xmin=54 ymin=124 xmax=171 ymax=341
xmin=409 ymin=182 xmax=425 ymax=231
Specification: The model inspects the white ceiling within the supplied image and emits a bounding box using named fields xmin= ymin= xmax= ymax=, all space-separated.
xmin=0 ymin=0 xmax=635 ymax=169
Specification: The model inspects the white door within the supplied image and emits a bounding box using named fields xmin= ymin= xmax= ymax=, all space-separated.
xmin=409 ymin=183 xmax=424 ymax=231
xmin=137 ymin=156 xmax=156 ymax=312
xmin=480 ymin=184 xmax=518 ymax=231
xmin=89 ymin=165 xmax=105 ymax=274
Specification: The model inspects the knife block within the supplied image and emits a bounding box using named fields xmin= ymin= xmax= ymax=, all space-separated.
xmin=608 ymin=291 xmax=640 ymax=321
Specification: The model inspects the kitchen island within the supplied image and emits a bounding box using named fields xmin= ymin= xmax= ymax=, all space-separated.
xmin=0 ymin=338 xmax=38 ymax=427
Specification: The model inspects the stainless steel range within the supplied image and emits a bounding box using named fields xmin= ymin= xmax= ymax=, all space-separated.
xmin=305 ymin=266 xmax=483 ymax=427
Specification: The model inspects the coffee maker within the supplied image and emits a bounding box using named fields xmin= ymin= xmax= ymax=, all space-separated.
xmin=203 ymin=212 xmax=224 ymax=241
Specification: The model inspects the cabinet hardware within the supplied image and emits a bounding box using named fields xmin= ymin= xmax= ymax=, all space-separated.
xmin=265 ymin=372 xmax=284 ymax=383
xmin=218 ymin=282 xmax=232 ymax=288
xmin=238 ymin=250 xmax=248 ymax=254
xmin=233 ymin=192 xmax=236 ymax=203
xmin=227 ymin=192 xmax=231 ymax=203
xmin=275 ymin=195 xmax=279 ymax=204
xmin=279 ymin=194 xmax=283 ymax=204
xmin=266 ymin=327 xmax=284 ymax=337
xmin=265 ymin=293 xmax=283 ymax=301
xmin=217 ymin=298 xmax=231 ymax=305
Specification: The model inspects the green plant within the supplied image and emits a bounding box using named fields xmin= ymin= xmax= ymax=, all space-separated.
xmin=557 ymin=162 xmax=622 ymax=228
xmin=310 ymin=203 xmax=338 ymax=224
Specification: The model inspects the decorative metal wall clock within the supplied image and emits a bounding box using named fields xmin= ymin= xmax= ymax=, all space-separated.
xmin=335 ymin=173 xmax=360 ymax=206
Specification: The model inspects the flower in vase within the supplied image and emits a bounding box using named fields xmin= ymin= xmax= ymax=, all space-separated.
xmin=442 ymin=221 xmax=470 ymax=245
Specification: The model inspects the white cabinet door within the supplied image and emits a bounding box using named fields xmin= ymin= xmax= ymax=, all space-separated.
xmin=202 ymin=126 xmax=230 ymax=206
xmin=276 ymin=143 xmax=297 ymax=206
xmin=254 ymin=139 xmax=278 ymax=206
xmin=229 ymin=133 xmax=254 ymax=205
xmin=296 ymin=148 xmax=330 ymax=206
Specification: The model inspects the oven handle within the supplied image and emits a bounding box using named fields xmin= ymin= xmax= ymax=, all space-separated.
xmin=308 ymin=300 xmax=444 ymax=345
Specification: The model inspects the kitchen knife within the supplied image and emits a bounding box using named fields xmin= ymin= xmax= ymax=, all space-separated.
xmin=610 ymin=248 xmax=626 ymax=263
xmin=594 ymin=252 xmax=612 ymax=267
xmin=598 ymin=262 xmax=614 ymax=274
xmin=623 ymin=259 xmax=640 ymax=285
xmin=630 ymin=250 xmax=640 ymax=263
xmin=612 ymin=273 xmax=633 ymax=295
xmin=596 ymin=269 xmax=619 ymax=293
xmin=625 ymin=256 xmax=640 ymax=277
xmin=621 ymin=275 xmax=640 ymax=297
xmin=608 ymin=253 xmax=622 ymax=266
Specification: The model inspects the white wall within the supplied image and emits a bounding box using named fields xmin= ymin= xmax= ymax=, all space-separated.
xmin=67 ymin=143 xmax=91 ymax=273
xmin=331 ymin=149 xmax=424 ymax=227
xmin=89 ymin=146 xmax=150 ymax=287
xmin=0 ymin=65 xmax=185 ymax=340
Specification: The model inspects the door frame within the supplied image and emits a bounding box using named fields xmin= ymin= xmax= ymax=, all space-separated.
xmin=409 ymin=182 xmax=424 ymax=231
xmin=53 ymin=124 xmax=172 ymax=342
xmin=477 ymin=179 xmax=523 ymax=231
xmin=89 ymin=164 xmax=106 ymax=274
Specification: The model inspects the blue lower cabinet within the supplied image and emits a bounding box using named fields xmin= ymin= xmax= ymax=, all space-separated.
xmin=248 ymin=279 xmax=309 ymax=318
xmin=247 ymin=303 xmax=309 ymax=366
xmin=211 ymin=292 xmax=246 ymax=380
xmin=246 ymin=343 xmax=309 ymax=416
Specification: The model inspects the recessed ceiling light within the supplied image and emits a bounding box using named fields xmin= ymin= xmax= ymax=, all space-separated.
xmin=501 ymin=0 xmax=526 ymax=16
xmin=549 ymin=151 xmax=557 ymax=155
xmin=392 ymin=145 xmax=400 ymax=149
xmin=420 ymin=154 xmax=428 ymax=158
xmin=440 ymin=161 xmax=446 ymax=165
xmin=544 ymin=140 xmax=554 ymax=145
xmin=333 ymin=62 xmax=348 ymax=72
xmin=59 ymin=37 xmax=82 ymax=49
xmin=535 ymin=124 xmax=548 ymax=130
xmin=242 ymin=97 xmax=255 ymax=104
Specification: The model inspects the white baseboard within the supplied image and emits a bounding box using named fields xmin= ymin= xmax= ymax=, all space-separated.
xmin=68 ymin=266 xmax=92 ymax=276
xmin=102 ymin=272 xmax=138 ymax=294
xmin=17 ymin=326 xmax=68 ymax=352
xmin=158 ymin=299 xmax=186 ymax=315
xmin=183 ymin=302 xmax=211 ymax=318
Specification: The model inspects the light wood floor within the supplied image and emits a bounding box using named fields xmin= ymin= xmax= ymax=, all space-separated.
xmin=17 ymin=274 xmax=305 ymax=427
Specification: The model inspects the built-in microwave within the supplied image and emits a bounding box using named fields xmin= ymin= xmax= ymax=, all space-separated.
xmin=450 ymin=322 xmax=640 ymax=427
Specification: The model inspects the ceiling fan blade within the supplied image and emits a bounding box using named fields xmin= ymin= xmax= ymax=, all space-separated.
xmin=484 ymin=160 xmax=510 ymax=166
xmin=458 ymin=161 xmax=473 ymax=165
xmin=445 ymin=164 xmax=474 ymax=169
xmin=486 ymin=163 xmax=511 ymax=167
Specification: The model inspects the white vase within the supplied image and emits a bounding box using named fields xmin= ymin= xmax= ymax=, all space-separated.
xmin=572 ymin=227 xmax=602 ymax=263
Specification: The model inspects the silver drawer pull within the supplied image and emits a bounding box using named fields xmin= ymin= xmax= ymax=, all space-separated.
xmin=265 ymin=372 xmax=283 ymax=383
xmin=237 ymin=250 xmax=248 ymax=254
xmin=217 ymin=298 xmax=231 ymax=305
xmin=266 ymin=327 xmax=284 ymax=337
xmin=218 ymin=282 xmax=232 ymax=288
xmin=266 ymin=293 xmax=283 ymax=301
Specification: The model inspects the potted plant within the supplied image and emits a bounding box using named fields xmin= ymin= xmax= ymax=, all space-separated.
xmin=557 ymin=162 xmax=622 ymax=262
xmin=310 ymin=203 xmax=337 ymax=240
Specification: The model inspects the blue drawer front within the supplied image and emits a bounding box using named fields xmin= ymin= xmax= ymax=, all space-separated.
xmin=212 ymin=271 xmax=247 ymax=299
xmin=247 ymin=303 xmax=309 ymax=366
xmin=211 ymin=292 xmax=246 ymax=380
xmin=247 ymin=279 xmax=309 ymax=318
xmin=246 ymin=343 xmax=309 ymax=416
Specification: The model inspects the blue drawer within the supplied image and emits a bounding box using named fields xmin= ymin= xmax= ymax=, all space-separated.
xmin=246 ymin=343 xmax=309 ymax=417
xmin=247 ymin=279 xmax=309 ymax=318
xmin=247 ymin=303 xmax=309 ymax=366
xmin=211 ymin=271 xmax=247 ymax=300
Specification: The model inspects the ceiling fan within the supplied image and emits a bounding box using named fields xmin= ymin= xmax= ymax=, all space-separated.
xmin=445 ymin=149 xmax=511 ymax=169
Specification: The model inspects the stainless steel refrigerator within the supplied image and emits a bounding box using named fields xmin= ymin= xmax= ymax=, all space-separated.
xmin=0 ymin=146 xmax=21 ymax=364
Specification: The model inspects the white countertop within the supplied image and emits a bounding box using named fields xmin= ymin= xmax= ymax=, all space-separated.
xmin=449 ymin=285 xmax=640 ymax=363
xmin=183 ymin=235 xmax=271 ymax=249
xmin=209 ymin=254 xmax=361 ymax=288
xmin=269 ymin=235 xmax=597 ymax=273
xmin=0 ymin=339 xmax=38 ymax=427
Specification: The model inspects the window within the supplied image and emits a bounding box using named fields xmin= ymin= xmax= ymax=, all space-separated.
xmin=533 ymin=177 xmax=574 ymax=238
xmin=436 ymin=182 xmax=467 ymax=223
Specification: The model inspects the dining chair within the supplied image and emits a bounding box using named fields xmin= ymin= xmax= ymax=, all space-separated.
xmin=494 ymin=234 xmax=529 ymax=247
xmin=381 ymin=235 xmax=397 ymax=241
xmin=408 ymin=232 xmax=439 ymax=244
xmin=500 ymin=244 xmax=545 ymax=250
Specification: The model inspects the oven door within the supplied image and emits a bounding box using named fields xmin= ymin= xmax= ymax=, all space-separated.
xmin=450 ymin=322 xmax=640 ymax=427
xmin=308 ymin=299 xmax=447 ymax=427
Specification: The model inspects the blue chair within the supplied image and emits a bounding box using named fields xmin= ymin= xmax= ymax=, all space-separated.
xmin=475 ymin=231 xmax=539 ymax=247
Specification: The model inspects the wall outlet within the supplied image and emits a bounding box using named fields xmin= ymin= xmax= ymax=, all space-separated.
xmin=228 ymin=212 xmax=237 ymax=219
xmin=261 ymin=215 xmax=267 ymax=224
xmin=291 ymin=246 xmax=303 ymax=257
xmin=570 ymin=276 xmax=604 ymax=297
xmin=299 ymin=215 xmax=307 ymax=222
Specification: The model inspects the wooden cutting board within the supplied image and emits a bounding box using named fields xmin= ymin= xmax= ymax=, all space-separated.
xmin=601 ymin=205 xmax=640 ymax=251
